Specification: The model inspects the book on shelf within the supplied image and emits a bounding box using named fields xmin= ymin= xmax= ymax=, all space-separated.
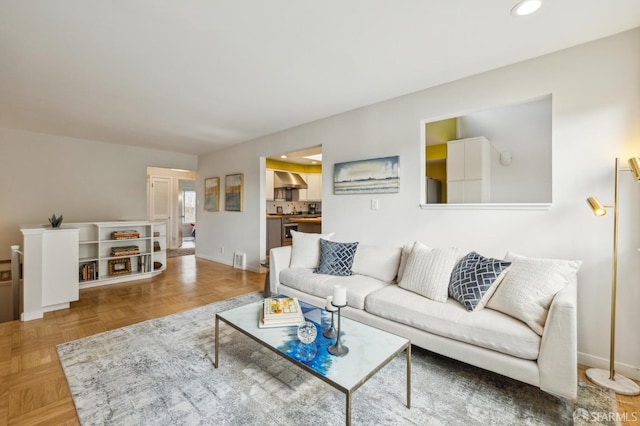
xmin=79 ymin=261 xmax=98 ymax=281
xmin=259 ymin=297 xmax=305 ymax=328
xmin=138 ymin=254 xmax=152 ymax=273
xmin=110 ymin=245 xmax=140 ymax=256
xmin=111 ymin=230 xmax=140 ymax=239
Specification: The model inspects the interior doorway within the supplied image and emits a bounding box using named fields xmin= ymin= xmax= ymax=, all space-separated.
xmin=262 ymin=145 xmax=323 ymax=259
xmin=147 ymin=167 xmax=196 ymax=250
xmin=178 ymin=179 xmax=196 ymax=248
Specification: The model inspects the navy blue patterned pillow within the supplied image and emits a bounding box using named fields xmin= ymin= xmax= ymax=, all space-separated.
xmin=449 ymin=251 xmax=511 ymax=311
xmin=314 ymin=239 xmax=359 ymax=276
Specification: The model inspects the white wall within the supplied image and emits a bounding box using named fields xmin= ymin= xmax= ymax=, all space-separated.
xmin=458 ymin=96 xmax=552 ymax=203
xmin=0 ymin=128 xmax=197 ymax=259
xmin=197 ymin=144 xmax=264 ymax=265
xmin=197 ymin=28 xmax=640 ymax=378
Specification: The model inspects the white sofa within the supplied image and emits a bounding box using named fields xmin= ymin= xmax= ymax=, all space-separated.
xmin=269 ymin=243 xmax=578 ymax=400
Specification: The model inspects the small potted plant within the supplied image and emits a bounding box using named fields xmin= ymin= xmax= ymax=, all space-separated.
xmin=48 ymin=213 xmax=64 ymax=228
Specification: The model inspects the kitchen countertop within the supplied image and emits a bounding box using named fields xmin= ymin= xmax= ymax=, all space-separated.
xmin=286 ymin=217 xmax=321 ymax=224
xmin=266 ymin=214 xmax=321 ymax=219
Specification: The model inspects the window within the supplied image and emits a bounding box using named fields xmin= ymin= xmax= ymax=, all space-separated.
xmin=183 ymin=190 xmax=196 ymax=223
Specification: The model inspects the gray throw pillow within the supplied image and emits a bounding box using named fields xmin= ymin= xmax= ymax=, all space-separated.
xmin=449 ymin=251 xmax=511 ymax=311
xmin=314 ymin=239 xmax=359 ymax=276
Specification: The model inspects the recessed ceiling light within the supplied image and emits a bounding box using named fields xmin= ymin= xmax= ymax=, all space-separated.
xmin=511 ymin=0 xmax=542 ymax=17
xmin=280 ymin=155 xmax=287 ymax=159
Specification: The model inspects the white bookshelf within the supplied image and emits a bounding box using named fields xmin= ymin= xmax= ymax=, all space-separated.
xmin=72 ymin=221 xmax=167 ymax=289
xmin=20 ymin=221 xmax=167 ymax=321
xmin=21 ymin=226 xmax=80 ymax=321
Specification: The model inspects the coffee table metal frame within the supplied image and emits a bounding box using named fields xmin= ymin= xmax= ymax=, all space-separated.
xmin=214 ymin=300 xmax=411 ymax=425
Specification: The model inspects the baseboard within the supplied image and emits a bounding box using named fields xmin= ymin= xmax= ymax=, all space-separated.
xmin=195 ymin=253 xmax=261 ymax=273
xmin=43 ymin=302 xmax=70 ymax=313
xmin=579 ymin=352 xmax=640 ymax=381
xmin=196 ymin=253 xmax=232 ymax=266
xmin=21 ymin=309 xmax=43 ymax=321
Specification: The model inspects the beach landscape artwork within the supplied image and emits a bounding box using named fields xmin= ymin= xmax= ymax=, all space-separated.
xmin=334 ymin=156 xmax=400 ymax=194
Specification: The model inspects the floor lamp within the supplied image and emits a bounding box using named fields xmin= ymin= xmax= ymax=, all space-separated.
xmin=585 ymin=156 xmax=640 ymax=395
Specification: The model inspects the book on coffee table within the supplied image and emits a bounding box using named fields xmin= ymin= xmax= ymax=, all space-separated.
xmin=259 ymin=297 xmax=305 ymax=328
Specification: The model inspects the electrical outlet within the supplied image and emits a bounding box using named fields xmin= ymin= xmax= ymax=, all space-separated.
xmin=371 ymin=199 xmax=379 ymax=210
xmin=220 ymin=247 xmax=225 ymax=254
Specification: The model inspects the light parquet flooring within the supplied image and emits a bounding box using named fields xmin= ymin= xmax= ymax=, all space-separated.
xmin=0 ymin=255 xmax=264 ymax=425
xmin=1 ymin=255 xmax=639 ymax=425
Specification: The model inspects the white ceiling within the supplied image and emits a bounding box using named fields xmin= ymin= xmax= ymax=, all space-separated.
xmin=1 ymin=1 xmax=639 ymax=155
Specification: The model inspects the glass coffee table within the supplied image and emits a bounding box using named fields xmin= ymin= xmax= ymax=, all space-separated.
xmin=214 ymin=299 xmax=411 ymax=425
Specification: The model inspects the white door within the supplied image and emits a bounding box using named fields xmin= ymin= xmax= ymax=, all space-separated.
xmin=151 ymin=176 xmax=173 ymax=248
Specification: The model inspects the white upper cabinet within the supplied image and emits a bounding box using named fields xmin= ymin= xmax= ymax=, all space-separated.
xmin=305 ymin=173 xmax=322 ymax=201
xmin=266 ymin=169 xmax=275 ymax=200
xmin=446 ymin=137 xmax=491 ymax=203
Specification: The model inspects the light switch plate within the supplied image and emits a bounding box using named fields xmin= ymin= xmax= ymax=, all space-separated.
xmin=371 ymin=199 xmax=379 ymax=210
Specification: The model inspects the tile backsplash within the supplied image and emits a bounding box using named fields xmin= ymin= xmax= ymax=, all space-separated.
xmin=267 ymin=201 xmax=321 ymax=215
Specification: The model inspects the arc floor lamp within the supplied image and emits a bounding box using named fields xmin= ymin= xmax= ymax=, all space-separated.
xmin=586 ymin=156 xmax=640 ymax=395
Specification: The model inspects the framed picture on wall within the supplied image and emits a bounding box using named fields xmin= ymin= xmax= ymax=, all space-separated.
xmin=334 ymin=156 xmax=400 ymax=194
xmin=225 ymin=173 xmax=244 ymax=211
xmin=204 ymin=177 xmax=220 ymax=212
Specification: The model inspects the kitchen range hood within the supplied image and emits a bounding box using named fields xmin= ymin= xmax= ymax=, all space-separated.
xmin=274 ymin=171 xmax=308 ymax=189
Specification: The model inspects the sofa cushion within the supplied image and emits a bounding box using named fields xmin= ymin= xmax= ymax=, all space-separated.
xmin=289 ymin=230 xmax=335 ymax=269
xmin=315 ymin=239 xmax=359 ymax=276
xmin=279 ymin=268 xmax=389 ymax=310
xmin=449 ymin=251 xmax=512 ymax=311
xmin=365 ymin=285 xmax=541 ymax=360
xmin=398 ymin=242 xmax=460 ymax=303
xmin=487 ymin=252 xmax=582 ymax=336
xmin=351 ymin=245 xmax=402 ymax=283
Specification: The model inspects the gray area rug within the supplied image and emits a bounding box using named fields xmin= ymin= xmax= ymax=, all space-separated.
xmin=57 ymin=292 xmax=619 ymax=425
xmin=166 ymin=247 xmax=196 ymax=258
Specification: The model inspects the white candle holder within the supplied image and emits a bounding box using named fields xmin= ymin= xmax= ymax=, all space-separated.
xmin=328 ymin=302 xmax=349 ymax=356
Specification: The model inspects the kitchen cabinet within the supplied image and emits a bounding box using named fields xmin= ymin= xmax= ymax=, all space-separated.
xmin=294 ymin=172 xmax=322 ymax=201
xmin=266 ymin=217 xmax=282 ymax=255
xmin=305 ymin=173 xmax=322 ymax=201
xmin=266 ymin=169 xmax=275 ymax=200
xmin=446 ymin=137 xmax=491 ymax=203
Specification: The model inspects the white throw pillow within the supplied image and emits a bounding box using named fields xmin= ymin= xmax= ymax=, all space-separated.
xmin=398 ymin=242 xmax=460 ymax=303
xmin=487 ymin=252 xmax=582 ymax=335
xmin=289 ymin=230 xmax=335 ymax=269
xmin=396 ymin=242 xmax=415 ymax=283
